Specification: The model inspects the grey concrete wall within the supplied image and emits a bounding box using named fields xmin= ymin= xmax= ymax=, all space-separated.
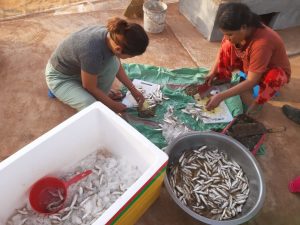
xmin=179 ymin=0 xmax=219 ymax=40
xmin=241 ymin=0 xmax=299 ymax=15
xmin=272 ymin=9 xmax=300 ymax=30
xmin=179 ymin=0 xmax=300 ymax=41
xmin=241 ymin=0 xmax=300 ymax=30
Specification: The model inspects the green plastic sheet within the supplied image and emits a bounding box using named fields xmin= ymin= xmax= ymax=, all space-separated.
xmin=123 ymin=63 xmax=265 ymax=154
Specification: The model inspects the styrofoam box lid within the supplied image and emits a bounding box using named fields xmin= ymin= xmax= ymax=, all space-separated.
xmin=0 ymin=102 xmax=168 ymax=224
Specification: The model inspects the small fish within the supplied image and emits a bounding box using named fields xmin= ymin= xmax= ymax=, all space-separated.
xmin=168 ymin=146 xmax=250 ymax=221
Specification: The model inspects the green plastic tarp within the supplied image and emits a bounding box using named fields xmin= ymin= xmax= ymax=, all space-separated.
xmin=122 ymin=63 xmax=265 ymax=155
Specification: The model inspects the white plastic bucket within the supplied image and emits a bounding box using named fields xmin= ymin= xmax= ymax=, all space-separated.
xmin=143 ymin=1 xmax=168 ymax=33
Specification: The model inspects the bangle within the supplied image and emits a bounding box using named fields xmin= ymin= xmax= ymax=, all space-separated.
xmin=129 ymin=84 xmax=135 ymax=90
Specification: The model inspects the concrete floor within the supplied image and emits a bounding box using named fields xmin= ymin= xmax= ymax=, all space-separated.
xmin=0 ymin=1 xmax=300 ymax=225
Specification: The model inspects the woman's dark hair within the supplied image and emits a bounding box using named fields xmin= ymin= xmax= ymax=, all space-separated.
xmin=216 ymin=3 xmax=263 ymax=31
xmin=107 ymin=17 xmax=149 ymax=56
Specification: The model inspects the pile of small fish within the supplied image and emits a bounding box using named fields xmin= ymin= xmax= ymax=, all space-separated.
xmin=181 ymin=103 xmax=207 ymax=122
xmin=137 ymin=86 xmax=169 ymax=108
xmin=45 ymin=189 xmax=65 ymax=213
xmin=181 ymin=102 xmax=221 ymax=122
xmin=7 ymin=149 xmax=141 ymax=225
xmin=160 ymin=106 xmax=191 ymax=144
xmin=136 ymin=85 xmax=169 ymax=118
xmin=168 ymin=146 xmax=250 ymax=221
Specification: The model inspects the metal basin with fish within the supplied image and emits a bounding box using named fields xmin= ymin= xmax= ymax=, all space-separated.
xmin=164 ymin=131 xmax=265 ymax=225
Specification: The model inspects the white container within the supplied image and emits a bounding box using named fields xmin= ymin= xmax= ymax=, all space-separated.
xmin=0 ymin=102 xmax=168 ymax=225
xmin=143 ymin=1 xmax=168 ymax=33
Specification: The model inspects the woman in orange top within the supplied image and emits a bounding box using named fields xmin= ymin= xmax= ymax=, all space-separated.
xmin=205 ymin=2 xmax=291 ymax=114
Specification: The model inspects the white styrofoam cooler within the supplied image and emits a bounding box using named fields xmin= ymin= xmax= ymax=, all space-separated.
xmin=0 ymin=102 xmax=168 ymax=224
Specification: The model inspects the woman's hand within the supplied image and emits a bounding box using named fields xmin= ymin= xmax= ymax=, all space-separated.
xmin=205 ymin=72 xmax=218 ymax=86
xmin=111 ymin=101 xmax=127 ymax=113
xmin=115 ymin=65 xmax=145 ymax=105
xmin=206 ymin=93 xmax=224 ymax=111
xmin=206 ymin=71 xmax=263 ymax=111
xmin=130 ymin=88 xmax=145 ymax=105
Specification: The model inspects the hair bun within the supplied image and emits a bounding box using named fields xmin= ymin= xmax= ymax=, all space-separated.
xmin=107 ymin=17 xmax=128 ymax=34
xmin=106 ymin=17 xmax=149 ymax=56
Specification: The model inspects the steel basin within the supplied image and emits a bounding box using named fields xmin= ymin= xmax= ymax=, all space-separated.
xmin=164 ymin=131 xmax=266 ymax=225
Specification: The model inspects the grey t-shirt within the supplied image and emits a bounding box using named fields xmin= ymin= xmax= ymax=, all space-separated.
xmin=50 ymin=25 xmax=114 ymax=76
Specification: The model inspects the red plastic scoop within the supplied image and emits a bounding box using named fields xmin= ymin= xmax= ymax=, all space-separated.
xmin=29 ymin=170 xmax=92 ymax=214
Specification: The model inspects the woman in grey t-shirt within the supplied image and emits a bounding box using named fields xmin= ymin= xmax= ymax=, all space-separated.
xmin=45 ymin=17 xmax=149 ymax=112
